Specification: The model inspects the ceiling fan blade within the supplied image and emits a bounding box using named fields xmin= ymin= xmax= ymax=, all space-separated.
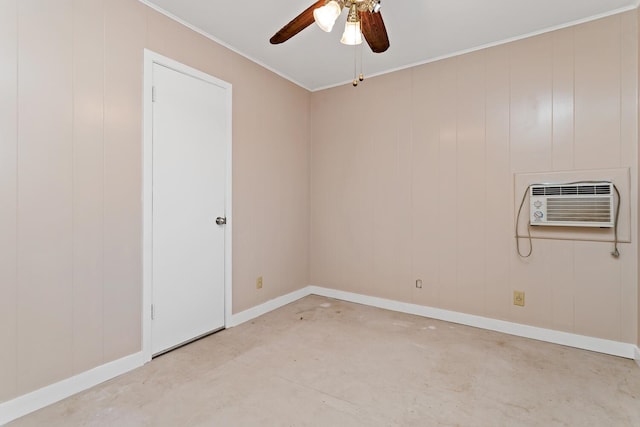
xmin=270 ymin=0 xmax=327 ymax=44
xmin=359 ymin=11 xmax=390 ymax=53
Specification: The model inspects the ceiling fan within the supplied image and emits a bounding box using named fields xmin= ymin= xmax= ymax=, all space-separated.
xmin=270 ymin=0 xmax=390 ymax=53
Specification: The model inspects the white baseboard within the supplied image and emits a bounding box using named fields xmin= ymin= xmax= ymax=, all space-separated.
xmin=228 ymin=287 xmax=311 ymax=327
xmin=0 ymin=351 xmax=145 ymax=425
xmin=308 ymin=286 xmax=637 ymax=360
xmin=0 ymin=287 xmax=309 ymax=424
xmin=3 ymin=286 xmax=636 ymax=424
xmin=231 ymin=285 xmax=638 ymax=360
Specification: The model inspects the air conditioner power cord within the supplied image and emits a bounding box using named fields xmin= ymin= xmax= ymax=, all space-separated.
xmin=515 ymin=181 xmax=621 ymax=258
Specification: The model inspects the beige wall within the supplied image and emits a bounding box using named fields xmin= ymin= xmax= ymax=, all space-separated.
xmin=0 ymin=0 xmax=310 ymax=402
xmin=311 ymin=12 xmax=638 ymax=345
xmin=638 ymin=7 xmax=640 ymax=349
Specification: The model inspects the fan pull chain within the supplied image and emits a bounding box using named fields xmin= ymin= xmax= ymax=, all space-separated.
xmin=352 ymin=41 xmax=364 ymax=87
xmin=352 ymin=41 xmax=358 ymax=86
xmin=359 ymin=42 xmax=364 ymax=82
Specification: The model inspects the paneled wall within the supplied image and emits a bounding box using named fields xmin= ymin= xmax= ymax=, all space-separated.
xmin=311 ymin=12 xmax=638 ymax=345
xmin=637 ymin=7 xmax=640 ymax=349
xmin=0 ymin=0 xmax=19 ymax=405
xmin=0 ymin=0 xmax=310 ymax=402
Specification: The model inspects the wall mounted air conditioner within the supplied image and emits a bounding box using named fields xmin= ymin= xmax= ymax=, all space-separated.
xmin=529 ymin=182 xmax=614 ymax=227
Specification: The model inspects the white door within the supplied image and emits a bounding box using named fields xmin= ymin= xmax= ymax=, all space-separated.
xmin=151 ymin=63 xmax=227 ymax=355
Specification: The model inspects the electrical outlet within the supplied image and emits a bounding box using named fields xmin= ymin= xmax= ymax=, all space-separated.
xmin=256 ymin=276 xmax=263 ymax=289
xmin=513 ymin=291 xmax=525 ymax=307
xmin=416 ymin=279 xmax=423 ymax=289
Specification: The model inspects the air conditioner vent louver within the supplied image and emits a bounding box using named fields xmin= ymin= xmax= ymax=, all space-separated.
xmin=529 ymin=182 xmax=614 ymax=227
xmin=530 ymin=184 xmax=611 ymax=196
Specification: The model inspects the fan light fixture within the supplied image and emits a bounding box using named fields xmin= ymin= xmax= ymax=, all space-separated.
xmin=340 ymin=4 xmax=362 ymax=45
xmin=313 ymin=0 xmax=381 ymax=38
xmin=313 ymin=0 xmax=342 ymax=32
xmin=341 ymin=21 xmax=362 ymax=45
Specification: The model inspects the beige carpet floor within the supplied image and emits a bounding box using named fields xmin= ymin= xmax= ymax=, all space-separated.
xmin=9 ymin=295 xmax=640 ymax=426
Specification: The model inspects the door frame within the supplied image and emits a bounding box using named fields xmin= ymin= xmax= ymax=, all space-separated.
xmin=142 ymin=49 xmax=233 ymax=362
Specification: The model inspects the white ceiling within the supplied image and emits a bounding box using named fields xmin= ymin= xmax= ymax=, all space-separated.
xmin=142 ymin=0 xmax=638 ymax=91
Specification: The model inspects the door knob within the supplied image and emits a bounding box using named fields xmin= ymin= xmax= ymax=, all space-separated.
xmin=216 ymin=217 xmax=227 ymax=225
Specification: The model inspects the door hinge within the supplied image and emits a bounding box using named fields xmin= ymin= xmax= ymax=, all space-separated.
xmin=151 ymin=304 xmax=155 ymax=320
xmin=152 ymin=86 xmax=156 ymax=103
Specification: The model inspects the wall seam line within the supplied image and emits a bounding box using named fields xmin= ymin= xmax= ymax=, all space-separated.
xmin=307 ymin=89 xmax=312 ymax=288
xmin=571 ymin=26 xmax=576 ymax=332
xmin=551 ymin=35 xmax=555 ymax=172
xmin=614 ymin=13 xmax=626 ymax=342
xmin=572 ymin=26 xmax=576 ymax=171
xmin=507 ymin=42 xmax=513 ymax=316
xmin=483 ymin=51 xmax=488 ymax=318
xmin=453 ymin=56 xmax=460 ymax=304
xmin=14 ymin=0 xmax=20 ymax=398
xmin=70 ymin=0 xmax=76 ymax=376
xmin=101 ymin=0 xmax=106 ymax=365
